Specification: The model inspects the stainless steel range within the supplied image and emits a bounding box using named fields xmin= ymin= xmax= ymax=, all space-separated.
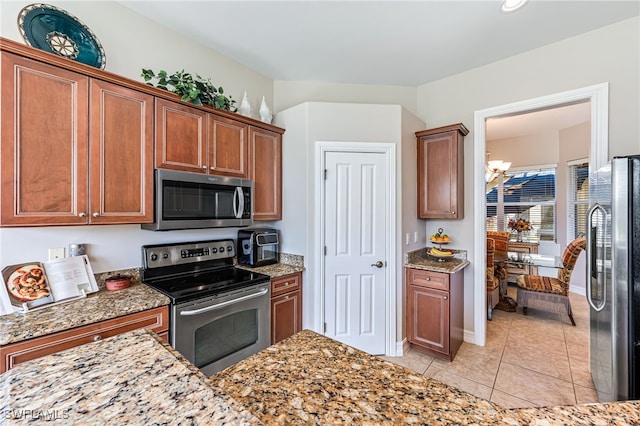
xmin=141 ymin=239 xmax=271 ymax=376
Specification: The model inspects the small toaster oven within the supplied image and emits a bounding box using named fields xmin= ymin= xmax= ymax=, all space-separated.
xmin=237 ymin=228 xmax=279 ymax=267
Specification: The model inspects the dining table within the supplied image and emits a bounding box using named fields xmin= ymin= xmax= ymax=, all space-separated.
xmin=494 ymin=252 xmax=564 ymax=312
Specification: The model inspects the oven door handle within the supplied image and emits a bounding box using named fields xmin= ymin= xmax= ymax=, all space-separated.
xmin=179 ymin=287 xmax=268 ymax=316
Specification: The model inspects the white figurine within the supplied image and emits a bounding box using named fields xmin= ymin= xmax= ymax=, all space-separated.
xmin=259 ymin=96 xmax=272 ymax=123
xmin=239 ymin=91 xmax=252 ymax=117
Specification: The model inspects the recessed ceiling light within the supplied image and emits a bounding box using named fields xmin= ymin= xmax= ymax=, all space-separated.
xmin=501 ymin=0 xmax=528 ymax=12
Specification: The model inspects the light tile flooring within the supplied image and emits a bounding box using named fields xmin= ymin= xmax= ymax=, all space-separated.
xmin=382 ymin=287 xmax=597 ymax=409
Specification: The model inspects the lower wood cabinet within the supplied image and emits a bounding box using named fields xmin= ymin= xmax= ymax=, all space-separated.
xmin=270 ymin=272 xmax=302 ymax=345
xmin=406 ymin=268 xmax=464 ymax=361
xmin=0 ymin=306 xmax=168 ymax=373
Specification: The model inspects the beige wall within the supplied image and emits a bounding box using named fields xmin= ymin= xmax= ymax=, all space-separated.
xmin=274 ymin=80 xmax=418 ymax=117
xmin=0 ymin=0 xmax=274 ymax=114
xmin=417 ymin=17 xmax=639 ymax=337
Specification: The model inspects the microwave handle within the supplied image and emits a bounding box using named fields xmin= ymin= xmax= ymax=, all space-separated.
xmin=233 ymin=187 xmax=244 ymax=219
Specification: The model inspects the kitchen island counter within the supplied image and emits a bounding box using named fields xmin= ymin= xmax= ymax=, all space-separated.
xmin=3 ymin=328 xmax=639 ymax=424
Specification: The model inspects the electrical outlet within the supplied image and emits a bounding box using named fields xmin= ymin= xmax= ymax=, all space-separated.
xmin=48 ymin=247 xmax=65 ymax=260
xmin=405 ymin=233 xmax=410 ymax=245
xmin=414 ymin=231 xmax=418 ymax=243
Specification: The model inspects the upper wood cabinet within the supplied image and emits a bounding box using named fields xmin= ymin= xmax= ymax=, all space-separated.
xmin=249 ymin=126 xmax=282 ymax=220
xmin=155 ymin=99 xmax=249 ymax=178
xmin=416 ymin=123 xmax=468 ymax=219
xmin=154 ymin=98 xmax=208 ymax=173
xmin=1 ymin=37 xmax=285 ymax=225
xmin=0 ymin=52 xmax=153 ymax=226
xmin=208 ymin=115 xmax=248 ymax=177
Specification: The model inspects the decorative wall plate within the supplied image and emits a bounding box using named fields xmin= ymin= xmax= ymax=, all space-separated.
xmin=17 ymin=3 xmax=106 ymax=69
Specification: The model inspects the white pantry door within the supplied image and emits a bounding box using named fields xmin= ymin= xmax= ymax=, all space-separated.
xmin=324 ymin=150 xmax=387 ymax=354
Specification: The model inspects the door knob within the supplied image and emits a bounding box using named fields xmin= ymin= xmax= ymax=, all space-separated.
xmin=371 ymin=261 xmax=384 ymax=268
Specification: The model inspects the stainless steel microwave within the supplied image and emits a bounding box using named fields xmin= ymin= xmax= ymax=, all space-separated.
xmin=142 ymin=169 xmax=253 ymax=231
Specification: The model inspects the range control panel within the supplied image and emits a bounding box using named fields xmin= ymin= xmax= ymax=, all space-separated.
xmin=142 ymin=239 xmax=236 ymax=268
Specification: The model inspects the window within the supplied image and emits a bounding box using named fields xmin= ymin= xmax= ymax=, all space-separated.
xmin=567 ymin=160 xmax=589 ymax=240
xmin=486 ymin=166 xmax=557 ymax=242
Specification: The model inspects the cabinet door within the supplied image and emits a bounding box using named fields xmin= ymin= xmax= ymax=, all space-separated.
xmin=0 ymin=306 xmax=168 ymax=373
xmin=249 ymin=127 xmax=282 ymax=220
xmin=208 ymin=115 xmax=248 ymax=177
xmin=89 ymin=79 xmax=154 ymax=223
xmin=407 ymin=284 xmax=450 ymax=355
xmin=417 ymin=131 xmax=462 ymax=219
xmin=1 ymin=52 xmax=89 ymax=226
xmin=271 ymin=289 xmax=302 ymax=345
xmin=155 ymin=98 xmax=207 ymax=173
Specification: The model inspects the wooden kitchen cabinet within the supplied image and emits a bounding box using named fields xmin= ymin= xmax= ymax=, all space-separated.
xmin=208 ymin=115 xmax=248 ymax=177
xmin=155 ymin=99 xmax=249 ymax=177
xmin=406 ymin=268 xmax=464 ymax=361
xmin=0 ymin=306 xmax=168 ymax=373
xmin=155 ymin=98 xmax=208 ymax=173
xmin=270 ymin=272 xmax=302 ymax=344
xmin=416 ymin=123 xmax=468 ymax=219
xmin=250 ymin=126 xmax=282 ymax=220
xmin=0 ymin=52 xmax=153 ymax=226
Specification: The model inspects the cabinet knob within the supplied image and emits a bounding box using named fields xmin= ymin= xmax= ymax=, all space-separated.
xmin=285 ymin=295 xmax=289 ymax=300
xmin=78 ymin=212 xmax=86 ymax=218
xmin=92 ymin=212 xmax=100 ymax=218
xmin=210 ymin=166 xmax=216 ymax=170
xmin=451 ymin=211 xmax=456 ymax=215
xmin=93 ymin=335 xmax=102 ymax=342
xmin=444 ymin=296 xmax=448 ymax=300
xmin=425 ymin=277 xmax=430 ymax=281
xmin=202 ymin=165 xmax=207 ymax=169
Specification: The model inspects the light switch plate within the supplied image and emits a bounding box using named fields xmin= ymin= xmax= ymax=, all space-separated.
xmin=48 ymin=247 xmax=65 ymax=260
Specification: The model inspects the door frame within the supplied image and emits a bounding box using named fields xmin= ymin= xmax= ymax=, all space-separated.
xmin=473 ymin=83 xmax=609 ymax=346
xmin=315 ymin=141 xmax=397 ymax=355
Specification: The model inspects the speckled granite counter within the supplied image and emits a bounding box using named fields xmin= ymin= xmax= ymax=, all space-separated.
xmin=236 ymin=253 xmax=305 ymax=278
xmin=214 ymin=330 xmax=640 ymax=425
xmin=2 ymin=328 xmax=639 ymax=424
xmin=0 ymin=269 xmax=169 ymax=345
xmin=1 ymin=329 xmax=260 ymax=424
xmin=405 ymin=247 xmax=470 ymax=273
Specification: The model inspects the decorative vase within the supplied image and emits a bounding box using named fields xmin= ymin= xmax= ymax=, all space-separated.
xmin=259 ymin=96 xmax=272 ymax=123
xmin=239 ymin=91 xmax=252 ymax=117
xmin=516 ymin=231 xmax=523 ymax=242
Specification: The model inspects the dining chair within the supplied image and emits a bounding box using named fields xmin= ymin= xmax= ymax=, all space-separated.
xmin=486 ymin=237 xmax=500 ymax=320
xmin=515 ymin=236 xmax=586 ymax=326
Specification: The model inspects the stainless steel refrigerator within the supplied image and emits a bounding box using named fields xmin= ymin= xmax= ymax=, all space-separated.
xmin=587 ymin=155 xmax=640 ymax=402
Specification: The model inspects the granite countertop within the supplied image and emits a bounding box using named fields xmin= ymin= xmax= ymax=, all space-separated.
xmin=0 ymin=269 xmax=169 ymax=345
xmin=2 ymin=328 xmax=639 ymax=424
xmin=405 ymin=247 xmax=470 ymax=274
xmin=214 ymin=330 xmax=640 ymax=425
xmin=235 ymin=253 xmax=305 ymax=278
xmin=1 ymin=329 xmax=260 ymax=424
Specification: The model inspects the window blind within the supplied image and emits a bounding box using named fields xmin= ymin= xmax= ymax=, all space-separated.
xmin=486 ymin=167 xmax=557 ymax=242
xmin=567 ymin=161 xmax=589 ymax=240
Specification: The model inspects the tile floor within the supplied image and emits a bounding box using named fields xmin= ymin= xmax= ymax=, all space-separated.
xmin=382 ymin=287 xmax=597 ymax=409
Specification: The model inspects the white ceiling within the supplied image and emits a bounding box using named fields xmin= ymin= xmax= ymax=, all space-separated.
xmin=116 ymin=0 xmax=637 ymax=138
xmin=485 ymin=101 xmax=592 ymax=140
xmin=117 ymin=0 xmax=638 ymax=87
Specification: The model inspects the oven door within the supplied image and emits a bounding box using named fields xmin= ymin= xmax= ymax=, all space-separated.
xmin=172 ymin=282 xmax=270 ymax=376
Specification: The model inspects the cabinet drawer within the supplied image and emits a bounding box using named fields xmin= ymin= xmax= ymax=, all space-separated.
xmin=406 ymin=268 xmax=449 ymax=291
xmin=271 ymin=272 xmax=301 ymax=297
xmin=0 ymin=306 xmax=168 ymax=372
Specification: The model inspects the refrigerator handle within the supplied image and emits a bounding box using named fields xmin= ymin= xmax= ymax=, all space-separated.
xmin=586 ymin=202 xmax=606 ymax=312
